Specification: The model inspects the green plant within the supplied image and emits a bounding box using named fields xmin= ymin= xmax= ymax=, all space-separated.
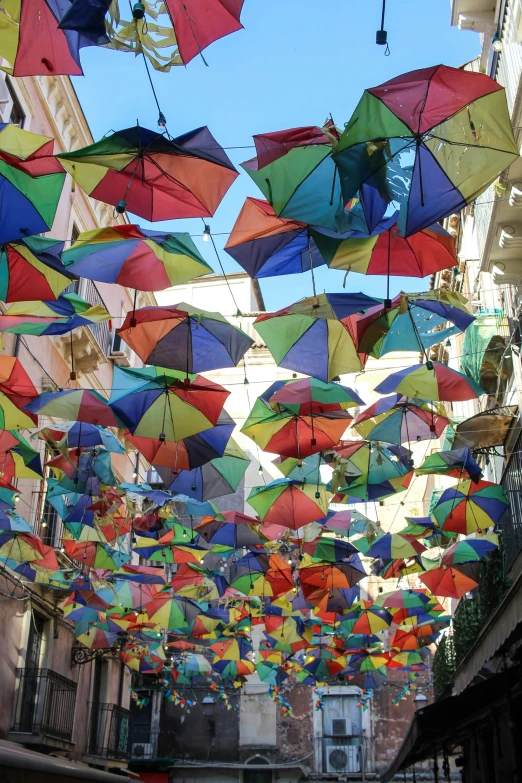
xmin=433 ymin=634 xmax=456 ymax=699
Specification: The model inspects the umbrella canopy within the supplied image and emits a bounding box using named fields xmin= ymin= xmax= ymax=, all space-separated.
xmin=242 ymin=393 xmax=352 ymax=459
xmin=310 ymin=536 xmax=358 ymax=562
xmin=25 ymin=388 xmax=121 ymax=427
xmin=375 ymin=362 xmax=485 ymax=402
xmin=254 ymin=292 xmax=379 ymax=381
xmin=441 ymin=536 xmax=498 ymax=566
xmin=225 ymin=197 xmax=326 ymax=278
xmin=420 ymin=565 xmax=478 ymax=598
xmin=0 ymin=432 xmax=42 ymax=479
xmin=432 ymin=479 xmax=509 ymax=534
xmin=58 ymin=126 xmax=238 ymax=221
xmin=0 ymin=293 xmax=110 ymax=338
xmin=247 ymin=479 xmax=330 ymax=530
xmin=0 ymin=124 xmax=66 ymax=244
xmin=354 ymin=291 xmax=474 ymax=358
xmin=195 ymin=516 xmax=264 ymax=550
xmin=124 ymin=411 xmax=234 ymax=470
xmin=0 ymin=0 xmax=98 ymax=75
xmin=327 ymin=441 xmax=413 ymax=502
xmin=109 ymin=365 xmax=230 ymax=442
xmin=117 ymin=304 xmax=253 ymax=374
xmin=268 ymin=377 xmax=364 ymax=412
xmin=299 ymin=554 xmax=366 ymax=599
xmin=0 ymin=236 xmax=73 ymax=302
xmin=312 ymin=222 xmax=456 ymax=277
xmin=333 ymin=65 xmax=519 ymax=236
xmin=352 ymin=395 xmax=450 ymax=445
xmin=159 ymin=438 xmax=250 ymax=502
xmin=415 ymin=447 xmax=482 ymax=483
xmin=62 ymin=225 xmax=212 ymax=291
xmin=366 ymin=533 xmax=426 ymax=560
xmin=38 ymin=421 xmax=124 ymax=453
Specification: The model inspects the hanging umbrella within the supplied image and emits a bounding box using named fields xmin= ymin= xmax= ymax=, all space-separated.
xmin=62 ymin=540 xmax=131 ymax=570
xmin=268 ymin=377 xmax=364 ymax=412
xmin=0 ymin=530 xmax=46 ymax=563
xmin=62 ymin=225 xmax=212 ymax=291
xmin=109 ymin=365 xmax=229 ymax=442
xmin=333 ymin=64 xmax=519 ymax=236
xmin=254 ymin=292 xmax=380 ymax=382
xmin=326 ymin=441 xmax=413 ymax=502
xmin=0 ymin=0 xmax=98 ymax=75
xmin=310 ymin=536 xmax=358 ymax=562
xmin=37 ymin=421 xmax=124 ymax=454
xmin=0 ymin=432 xmax=42 ymax=479
xmin=440 ymin=536 xmax=498 ymax=566
xmin=58 ymin=126 xmax=238 ymax=220
xmin=24 ymin=388 xmax=122 ymax=427
xmin=0 ymin=124 xmax=66 ymax=243
xmin=172 ymin=653 xmax=212 ymax=681
xmin=117 ymin=304 xmax=253 ymax=373
xmin=247 ymin=479 xmax=330 ymax=530
xmin=194 ymin=516 xmax=264 ymax=551
xmin=0 ymin=236 xmax=73 ymax=302
xmin=264 ymin=616 xmax=313 ymax=654
xmin=375 ymin=589 xmax=433 ymax=610
xmin=432 ymin=480 xmax=509 ymax=534
xmin=419 ymin=565 xmax=479 ymax=598
xmin=0 ymin=293 xmax=110 ymax=339
xmin=299 ymin=554 xmax=366 ymax=597
xmin=159 ymin=439 xmax=250 ymax=502
xmin=229 ymin=552 xmax=294 ymax=597
xmin=241 ymin=392 xmax=352 ymax=460
xmin=124 ymin=411 xmax=234 ymax=470
xmin=352 ymin=395 xmax=450 ymax=445
xmin=351 ymin=606 xmax=393 ymax=635
xmin=366 ymin=534 xmax=426 ymax=560
xmin=225 ymin=197 xmax=326 ymax=278
xmin=374 ymin=362 xmax=485 ymax=402
xmin=415 ymin=447 xmax=482 ymax=483
xmin=312 ymin=222 xmax=456 ymax=279
xmin=0 ymin=355 xmax=38 ymax=404
xmin=0 ymin=509 xmax=32 ymax=532
xmin=354 ymin=291 xmax=474 ymax=358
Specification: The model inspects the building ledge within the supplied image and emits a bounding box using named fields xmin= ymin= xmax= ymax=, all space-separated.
xmin=170 ymin=760 xmax=309 ymax=776
xmin=7 ymin=731 xmax=75 ymax=752
xmin=82 ymin=754 xmax=129 ymax=770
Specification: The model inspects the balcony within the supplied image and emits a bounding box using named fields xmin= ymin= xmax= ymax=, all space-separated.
xmin=9 ymin=668 xmax=77 ymax=749
xmin=56 ymin=279 xmax=112 ymax=377
xmin=128 ymin=726 xmax=177 ymax=764
xmin=86 ymin=703 xmax=130 ymax=762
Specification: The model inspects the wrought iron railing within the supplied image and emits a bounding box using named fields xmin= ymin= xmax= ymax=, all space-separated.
xmin=81 ymin=279 xmax=112 ymax=356
xmin=501 ymin=434 xmax=522 ymax=572
xmin=128 ymin=726 xmax=177 ymax=760
xmin=87 ymin=702 xmax=130 ymax=758
xmin=10 ymin=668 xmax=77 ymax=741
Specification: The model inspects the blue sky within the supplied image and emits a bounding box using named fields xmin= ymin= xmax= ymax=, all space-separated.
xmin=72 ymin=0 xmax=480 ymax=310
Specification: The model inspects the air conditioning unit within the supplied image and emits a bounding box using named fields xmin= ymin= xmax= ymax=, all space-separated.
xmin=109 ymin=334 xmax=132 ymax=367
xmin=41 ymin=376 xmax=56 ymax=392
xmin=131 ymin=742 xmax=152 ymax=758
xmin=326 ymin=746 xmax=360 ymax=775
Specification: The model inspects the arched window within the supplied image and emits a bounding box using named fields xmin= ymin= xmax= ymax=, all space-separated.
xmin=244 ymin=756 xmax=272 ymax=783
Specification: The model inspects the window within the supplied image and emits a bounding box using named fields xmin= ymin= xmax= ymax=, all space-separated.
xmin=63 ymin=224 xmax=81 ymax=294
xmin=6 ymin=79 xmax=25 ymax=127
xmin=332 ymin=719 xmax=347 ymax=736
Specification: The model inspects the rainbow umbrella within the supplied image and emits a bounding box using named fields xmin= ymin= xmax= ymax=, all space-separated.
xmin=352 ymin=395 xmax=450 ymax=445
xmin=327 ymin=441 xmax=413 ymax=502
xmin=351 ymin=606 xmax=393 ymax=635
xmin=0 ymin=236 xmax=72 ymax=302
xmin=0 ymin=292 xmax=110 ymax=338
xmin=147 ymin=595 xmax=200 ymax=631
xmin=58 ymin=126 xmax=238 ymax=221
xmin=0 ymin=355 xmax=38 ymax=407
xmin=0 ymin=530 xmax=46 ymax=563
xmin=366 ymin=534 xmax=426 ymax=560
xmin=229 ymin=552 xmax=294 ymax=598
xmin=117 ymin=304 xmax=253 ymax=373
xmin=268 ymin=377 xmax=364 ymax=412
xmin=0 ymin=432 xmax=42 ymax=479
xmin=160 ymin=439 xmax=250 ymax=502
xmin=0 ymin=0 xmax=98 ymax=75
xmin=0 ymin=124 xmax=66 ymax=244
xmin=333 ymin=65 xmax=519 ymax=236
xmin=0 ymin=509 xmax=31 ymax=532
xmin=388 ymin=651 xmax=426 ymax=670
xmin=109 ymin=366 xmax=230 ymax=442
xmin=440 ymin=536 xmax=498 ymax=566
xmin=420 ymin=565 xmax=479 ymax=598
xmin=62 ymin=540 xmax=131 ymax=570
xmin=247 ymin=479 xmax=330 ymax=530
xmin=241 ymin=392 xmax=352 ymax=460
xmin=253 ymin=293 xmax=379 ymax=382
xmin=62 ymin=225 xmax=212 ymax=290
xmin=354 ymin=291 xmax=474 ymax=358
xmin=195 ymin=516 xmax=264 ymax=550
xmin=38 ymin=421 xmax=124 ymax=454
xmin=310 ymin=536 xmax=358 ymax=562
xmin=299 ymin=554 xmax=366 ymax=600
xmin=415 ymin=447 xmax=482 ymax=483
xmin=312 ymin=222 xmax=456 ymax=277
xmin=225 ymin=197 xmax=326 ymax=278
xmin=264 ymin=616 xmax=313 ymax=654
xmin=172 ymin=653 xmax=212 ymax=681
xmin=432 ymin=480 xmax=509 ymax=534
xmin=375 ymin=590 xmax=433 ymax=610
xmin=374 ymin=362 xmax=485 ymax=402
xmin=25 ymin=388 xmax=121 ymax=427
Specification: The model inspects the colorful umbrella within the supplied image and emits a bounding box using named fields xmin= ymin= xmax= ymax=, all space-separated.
xmin=25 ymin=388 xmax=121 ymax=427
xmin=374 ymin=362 xmax=485 ymax=402
xmin=229 ymin=552 xmax=294 ymax=597
xmin=224 ymin=197 xmax=327 ymax=278
xmin=247 ymin=480 xmax=330 ymax=530
xmin=62 ymin=540 xmax=131 ymax=570
xmin=62 ymin=224 xmax=212 ymax=290
xmin=241 ymin=393 xmax=352 ymax=459
xmin=195 ymin=516 xmax=264 ymax=550
xmin=299 ymin=554 xmax=366 ymax=597
xmin=254 ymin=293 xmax=379 ymax=381
xmin=415 ymin=447 xmax=482 ymax=483
xmin=159 ymin=438 xmax=250 ymax=502
xmin=38 ymin=421 xmax=124 ymax=453
xmin=0 ymin=292 xmax=110 ymax=338
xmin=0 ymin=432 xmax=42 ymax=479
xmin=333 ymin=65 xmax=519 ymax=236
xmin=327 ymin=441 xmax=413 ymax=502
xmin=351 ymin=606 xmax=393 ymax=635
xmin=109 ymin=365 xmax=229 ymax=442
xmin=432 ymin=480 xmax=509 ymax=534
xmin=312 ymin=222 xmax=456 ymax=278
xmin=352 ymin=395 xmax=450 ymax=445
xmin=310 ymin=536 xmax=358 ymax=562
xmin=0 ymin=124 xmax=66 ymax=243
xmin=117 ymin=304 xmax=253 ymax=373
xmin=58 ymin=126 xmax=238 ymax=220
xmin=420 ymin=565 xmax=478 ymax=598
xmin=440 ymin=536 xmax=498 ymax=566
xmin=366 ymin=533 xmax=426 ymax=560
xmin=354 ymin=291 xmax=474 ymax=358
xmin=0 ymin=236 xmax=73 ymax=302
xmin=268 ymin=377 xmax=364 ymax=412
